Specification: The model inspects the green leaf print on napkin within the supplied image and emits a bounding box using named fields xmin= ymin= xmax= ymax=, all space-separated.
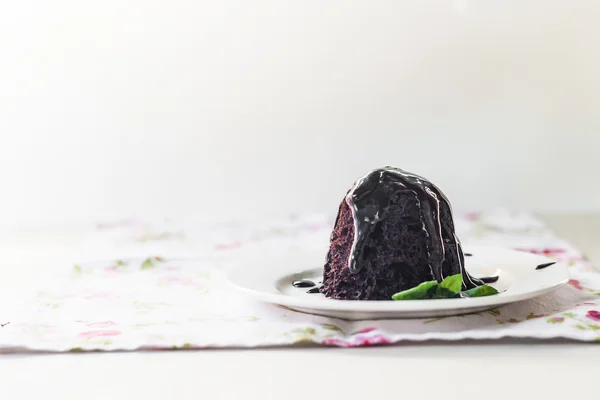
xmin=140 ymin=258 xmax=155 ymax=270
xmin=140 ymin=256 xmax=165 ymax=270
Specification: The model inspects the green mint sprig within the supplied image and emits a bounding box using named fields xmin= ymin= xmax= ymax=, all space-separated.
xmin=391 ymin=274 xmax=499 ymax=301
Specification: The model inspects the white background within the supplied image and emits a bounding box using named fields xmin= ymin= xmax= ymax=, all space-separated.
xmin=1 ymin=1 xmax=599 ymax=228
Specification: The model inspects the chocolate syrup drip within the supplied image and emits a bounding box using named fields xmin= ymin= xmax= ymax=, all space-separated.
xmin=344 ymin=167 xmax=481 ymax=290
xmin=464 ymin=253 xmax=473 ymax=257
xmin=479 ymin=275 xmax=500 ymax=283
xmin=292 ymin=280 xmax=316 ymax=288
xmin=536 ymin=262 xmax=556 ymax=270
xmin=306 ymin=287 xmax=321 ymax=294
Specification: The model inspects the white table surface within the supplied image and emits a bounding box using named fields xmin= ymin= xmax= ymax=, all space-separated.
xmin=1 ymin=214 xmax=600 ymax=400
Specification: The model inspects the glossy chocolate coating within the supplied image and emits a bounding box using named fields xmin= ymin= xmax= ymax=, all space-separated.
xmin=292 ymin=280 xmax=316 ymax=288
xmin=344 ymin=166 xmax=481 ymax=289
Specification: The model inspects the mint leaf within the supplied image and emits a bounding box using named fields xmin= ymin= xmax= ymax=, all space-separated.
xmin=392 ymin=274 xmax=499 ymax=301
xmin=432 ymin=287 xmax=461 ymax=299
xmin=392 ymin=281 xmax=438 ymax=301
xmin=439 ymin=274 xmax=462 ymax=294
xmin=463 ymin=285 xmax=499 ymax=298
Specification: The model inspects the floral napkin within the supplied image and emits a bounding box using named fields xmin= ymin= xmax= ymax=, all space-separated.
xmin=2 ymin=209 xmax=600 ymax=352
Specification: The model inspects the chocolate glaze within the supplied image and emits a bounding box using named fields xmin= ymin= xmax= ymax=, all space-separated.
xmin=479 ymin=275 xmax=500 ymax=283
xmin=292 ymin=279 xmax=316 ymax=288
xmin=344 ymin=166 xmax=481 ymax=290
xmin=536 ymin=262 xmax=556 ymax=270
xmin=306 ymin=287 xmax=321 ymax=294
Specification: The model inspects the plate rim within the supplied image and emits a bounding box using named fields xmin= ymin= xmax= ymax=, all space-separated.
xmin=226 ymin=245 xmax=570 ymax=313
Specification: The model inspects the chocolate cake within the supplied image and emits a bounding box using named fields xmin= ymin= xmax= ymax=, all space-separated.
xmin=321 ymin=166 xmax=484 ymax=300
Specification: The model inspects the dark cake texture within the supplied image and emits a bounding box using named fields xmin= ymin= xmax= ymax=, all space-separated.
xmin=321 ymin=167 xmax=483 ymax=300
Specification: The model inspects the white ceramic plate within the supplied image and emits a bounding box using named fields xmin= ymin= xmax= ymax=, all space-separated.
xmin=226 ymin=246 xmax=569 ymax=320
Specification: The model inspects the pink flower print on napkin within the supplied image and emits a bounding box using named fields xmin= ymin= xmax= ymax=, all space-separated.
xmin=159 ymin=276 xmax=198 ymax=286
xmin=354 ymin=327 xmax=377 ymax=335
xmin=353 ymin=334 xmax=391 ymax=346
xmin=568 ymin=279 xmax=583 ymax=290
xmin=586 ymin=310 xmax=600 ymax=322
xmin=104 ymin=266 xmax=119 ymax=275
xmin=85 ymin=321 xmax=117 ymax=328
xmin=322 ymin=332 xmax=391 ymax=347
xmin=80 ymin=330 xmax=121 ymax=339
xmin=575 ymin=302 xmax=597 ymax=307
xmin=215 ymin=241 xmax=242 ymax=251
xmin=321 ymin=338 xmax=351 ymax=347
xmin=515 ymin=248 xmax=567 ymax=256
xmin=463 ymin=212 xmax=480 ymax=221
